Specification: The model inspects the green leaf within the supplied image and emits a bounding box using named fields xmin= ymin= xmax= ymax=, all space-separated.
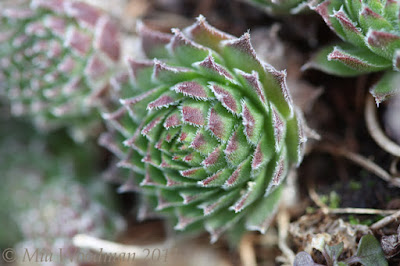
xmin=325 ymin=242 xmax=344 ymax=262
xmin=352 ymin=234 xmax=388 ymax=266
xmin=328 ymin=45 xmax=391 ymax=72
xmin=294 ymin=251 xmax=316 ymax=266
xmin=369 ymin=71 xmax=400 ymax=104
xmin=303 ymin=45 xmax=366 ymax=77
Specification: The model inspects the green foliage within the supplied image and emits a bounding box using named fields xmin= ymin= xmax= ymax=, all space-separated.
xmin=0 ymin=0 xmax=121 ymax=141
xmin=308 ymin=0 xmax=400 ymax=103
xmin=101 ymin=16 xmax=306 ymax=242
xmin=294 ymin=234 xmax=388 ymax=266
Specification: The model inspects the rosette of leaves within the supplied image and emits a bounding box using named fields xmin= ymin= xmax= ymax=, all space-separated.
xmin=16 ymin=179 xmax=125 ymax=262
xmin=0 ymin=0 xmax=120 ymax=140
xmin=243 ymin=0 xmax=309 ymax=15
xmin=0 ymin=117 xmax=123 ymax=250
xmin=100 ymin=16 xmax=306 ymax=242
xmin=307 ymin=0 xmax=400 ymax=104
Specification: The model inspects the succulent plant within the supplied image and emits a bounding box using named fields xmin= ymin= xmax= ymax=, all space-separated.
xmin=0 ymin=117 xmax=124 ymax=250
xmin=100 ymin=16 xmax=306 ymax=242
xmin=0 ymin=0 xmax=121 ymax=141
xmin=243 ymin=0 xmax=308 ymax=15
xmin=307 ymin=0 xmax=400 ymax=104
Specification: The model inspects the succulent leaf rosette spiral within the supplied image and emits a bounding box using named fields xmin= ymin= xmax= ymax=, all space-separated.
xmin=0 ymin=0 xmax=120 ymax=140
xmin=307 ymin=0 xmax=400 ymax=104
xmin=101 ymin=16 xmax=306 ymax=242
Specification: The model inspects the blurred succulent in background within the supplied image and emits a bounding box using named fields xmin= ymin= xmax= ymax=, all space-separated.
xmin=100 ymin=16 xmax=306 ymax=242
xmin=243 ymin=0 xmax=308 ymax=15
xmin=0 ymin=0 xmax=121 ymax=141
xmin=0 ymin=117 xmax=124 ymax=253
xmin=307 ymin=0 xmax=400 ymax=104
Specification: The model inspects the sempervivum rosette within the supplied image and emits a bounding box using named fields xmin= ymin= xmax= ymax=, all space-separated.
xmin=100 ymin=16 xmax=306 ymax=242
xmin=0 ymin=0 xmax=120 ymax=140
xmin=307 ymin=0 xmax=400 ymax=104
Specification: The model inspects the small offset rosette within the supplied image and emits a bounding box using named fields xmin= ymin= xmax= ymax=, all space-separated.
xmin=307 ymin=0 xmax=400 ymax=104
xmin=101 ymin=16 xmax=306 ymax=242
xmin=0 ymin=0 xmax=121 ymax=140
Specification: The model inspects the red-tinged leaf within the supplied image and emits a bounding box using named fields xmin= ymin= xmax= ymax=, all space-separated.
xmin=25 ymin=21 xmax=46 ymax=37
xmin=241 ymin=99 xmax=263 ymax=145
xmin=229 ymin=173 xmax=265 ymax=213
xmin=245 ymin=185 xmax=282 ymax=233
xmin=207 ymin=103 xmax=236 ymax=142
xmin=147 ymin=91 xmax=181 ymax=110
xmin=163 ymin=110 xmax=182 ymax=128
xmin=205 ymin=209 xmax=244 ymax=243
xmin=221 ymin=32 xmax=265 ymax=76
xmin=210 ymin=83 xmax=242 ymax=115
xmin=181 ymin=99 xmax=210 ymax=126
xmin=251 ymin=137 xmax=273 ymax=175
xmin=201 ymin=144 xmax=226 ymax=172
xmin=271 ymin=106 xmax=286 ymax=152
xmin=98 ymin=133 xmax=125 ymax=159
xmin=235 ymin=69 xmax=267 ymax=106
xmin=224 ymin=125 xmax=252 ymax=166
xmin=193 ymin=55 xmax=235 ymax=84
xmin=168 ymin=28 xmax=209 ymax=67
xmin=152 ymin=60 xmax=197 ymax=85
xmin=2 ymin=8 xmax=34 ymax=19
xmin=95 ymin=17 xmax=120 ymax=61
xmin=141 ymin=112 xmax=168 ymax=141
xmin=160 ymin=153 xmax=187 ymax=171
xmin=370 ymin=71 xmax=400 ymax=104
xmin=302 ymin=45 xmax=367 ymax=77
xmin=141 ymin=142 xmax=161 ymax=167
xmin=223 ymin=157 xmax=252 ymax=189
xmin=179 ymin=189 xmax=217 ymax=205
xmin=124 ymin=125 xmax=148 ymax=155
xmin=332 ymin=8 xmax=365 ymax=47
xmin=172 ymin=80 xmax=212 ymax=100
xmin=309 ymin=0 xmax=346 ymax=39
xmin=359 ymin=6 xmax=393 ymax=32
xmin=179 ymin=151 xmax=204 ymax=167
xmin=180 ymin=167 xmax=208 ymax=180
xmin=43 ymin=16 xmax=66 ymax=37
xmin=121 ymin=87 xmax=166 ymax=120
xmin=141 ymin=165 xmax=165 ymax=187
xmin=165 ymin=172 xmax=197 ymax=188
xmin=31 ymin=0 xmax=65 ymax=14
xmin=328 ymin=45 xmax=391 ymax=72
xmin=198 ymin=168 xmax=232 ymax=187
xmin=265 ymin=152 xmax=288 ymax=197
xmin=199 ymin=189 xmax=240 ymax=216
xmin=178 ymin=124 xmax=198 ymax=144
xmin=64 ymin=1 xmax=101 ymax=26
xmin=65 ymin=28 xmax=91 ymax=55
xmin=366 ymin=30 xmax=400 ymax=60
xmin=183 ymin=15 xmax=234 ymax=53
xmin=263 ymin=66 xmax=294 ymax=119
xmin=57 ymin=56 xmax=76 ymax=74
xmin=174 ymin=206 xmax=205 ymax=230
xmin=84 ymin=55 xmax=107 ymax=79
xmin=190 ymin=129 xmax=219 ymax=155
xmin=138 ymin=22 xmax=172 ymax=59
xmin=102 ymin=107 xmax=132 ymax=137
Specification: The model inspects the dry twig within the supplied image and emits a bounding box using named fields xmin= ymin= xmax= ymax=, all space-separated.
xmin=239 ymin=234 xmax=257 ymax=266
xmin=370 ymin=210 xmax=400 ymax=231
xmin=316 ymin=143 xmax=400 ymax=187
xmin=365 ymin=95 xmax=400 ymax=157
